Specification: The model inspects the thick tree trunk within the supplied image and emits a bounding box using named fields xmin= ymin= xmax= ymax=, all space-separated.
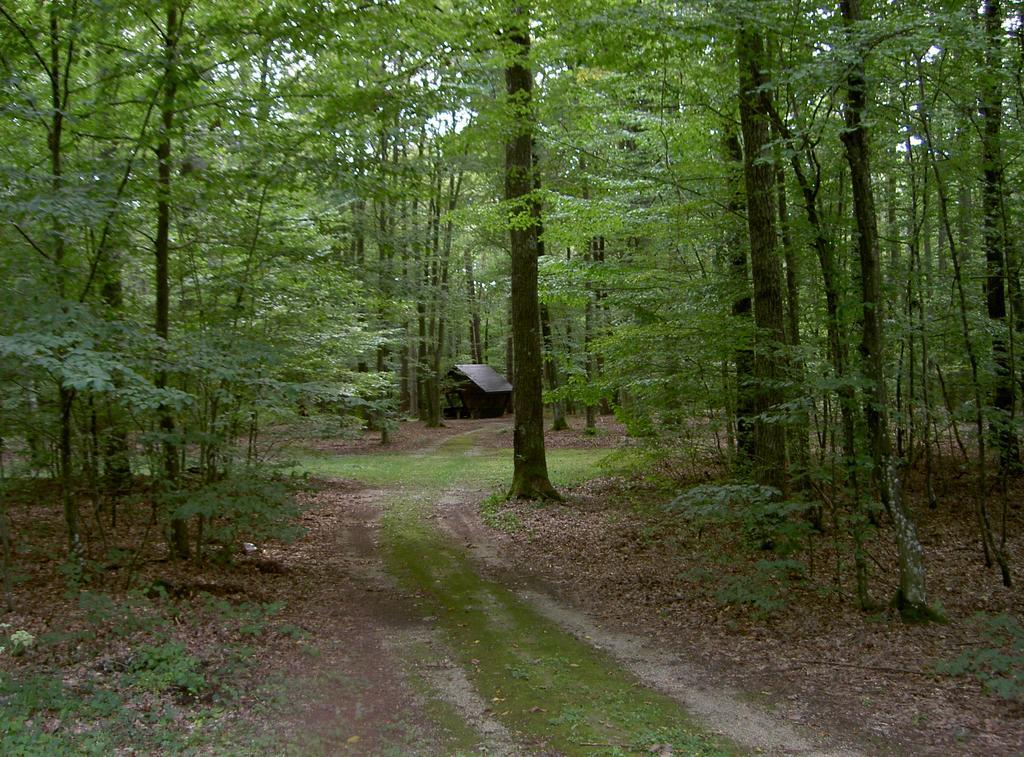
xmin=736 ymin=24 xmax=788 ymax=494
xmin=504 ymin=4 xmax=558 ymax=500
xmin=840 ymin=0 xmax=931 ymax=618
xmin=982 ymin=0 xmax=1018 ymax=472
xmin=505 ymin=299 xmax=514 ymax=385
xmin=156 ymin=2 xmax=188 ymax=560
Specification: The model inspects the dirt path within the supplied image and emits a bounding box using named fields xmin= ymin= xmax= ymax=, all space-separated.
xmin=436 ymin=486 xmax=865 ymax=756
xmin=257 ymin=484 xmax=456 ymax=754
xmin=260 ymin=422 xmax=889 ymax=755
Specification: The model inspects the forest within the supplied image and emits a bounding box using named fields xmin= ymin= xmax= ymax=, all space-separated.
xmin=1 ymin=0 xmax=1022 ymax=754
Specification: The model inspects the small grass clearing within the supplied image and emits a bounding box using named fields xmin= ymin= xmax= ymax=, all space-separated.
xmin=295 ymin=427 xmax=604 ymax=493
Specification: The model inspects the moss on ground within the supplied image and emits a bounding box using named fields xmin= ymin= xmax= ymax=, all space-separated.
xmin=397 ymin=638 xmax=486 ymax=754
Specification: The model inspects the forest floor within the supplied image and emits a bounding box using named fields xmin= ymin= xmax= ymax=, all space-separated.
xmin=1 ymin=416 xmax=1021 ymax=754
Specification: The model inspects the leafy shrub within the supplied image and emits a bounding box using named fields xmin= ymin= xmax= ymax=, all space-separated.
xmin=57 ymin=557 xmax=105 ymax=593
xmin=666 ymin=483 xmax=816 ymax=554
xmin=204 ymin=597 xmax=286 ymax=637
xmin=714 ymin=559 xmax=806 ymax=617
xmin=666 ymin=484 xmax=818 ymax=616
xmin=166 ymin=472 xmax=304 ymax=558
xmin=0 ymin=623 xmax=36 ymax=658
xmin=936 ymin=614 xmax=1024 ymax=701
xmin=129 ymin=641 xmax=205 ymax=696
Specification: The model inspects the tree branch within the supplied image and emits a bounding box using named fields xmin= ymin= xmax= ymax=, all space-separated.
xmin=10 ymin=222 xmax=53 ymax=262
xmin=0 ymin=3 xmax=53 ymax=79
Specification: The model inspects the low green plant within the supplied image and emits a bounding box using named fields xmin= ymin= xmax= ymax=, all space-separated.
xmin=0 ymin=623 xmax=35 ymax=657
xmin=57 ymin=556 xmax=105 ymax=593
xmin=166 ymin=473 xmax=304 ymax=562
xmin=667 ymin=483 xmax=817 ymax=555
xmin=936 ymin=613 xmax=1024 ymax=701
xmin=277 ymin=623 xmax=308 ymax=640
xmin=479 ymin=491 xmax=522 ymax=533
xmin=204 ymin=596 xmax=286 ymax=637
xmin=0 ymin=673 xmax=105 ymax=754
xmin=8 ymin=629 xmax=34 ymax=656
xmin=666 ymin=484 xmax=818 ymax=615
xmin=713 ymin=559 xmax=806 ymax=617
xmin=128 ymin=640 xmax=205 ymax=696
xmin=239 ymin=601 xmax=285 ymax=636
xmin=79 ymin=590 xmax=168 ymax=636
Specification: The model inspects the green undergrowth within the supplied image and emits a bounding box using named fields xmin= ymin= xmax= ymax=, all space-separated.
xmin=936 ymin=613 xmax=1024 ymax=701
xmin=0 ymin=594 xmax=295 ymax=754
xmin=480 ymin=491 xmax=523 ymax=532
xmin=297 ymin=429 xmax=737 ymax=755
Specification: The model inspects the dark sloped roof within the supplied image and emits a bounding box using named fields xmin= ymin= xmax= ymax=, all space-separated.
xmin=453 ymin=364 xmax=512 ymax=393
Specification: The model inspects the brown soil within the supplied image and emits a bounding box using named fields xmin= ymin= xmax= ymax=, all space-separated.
xmin=249 ymin=481 xmax=444 ymax=753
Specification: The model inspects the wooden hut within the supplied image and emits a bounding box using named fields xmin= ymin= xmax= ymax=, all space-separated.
xmin=444 ymin=364 xmax=512 ymax=419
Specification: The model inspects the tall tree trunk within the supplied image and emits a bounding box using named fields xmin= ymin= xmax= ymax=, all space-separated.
xmin=532 ymin=155 xmax=568 ymax=432
xmin=398 ymin=188 xmax=412 ymax=414
xmin=593 ymin=236 xmax=612 ymax=415
xmin=156 ymin=1 xmax=188 ymax=560
xmin=584 ymin=238 xmax=599 ymax=432
xmin=737 ymin=23 xmax=788 ymax=493
xmin=776 ymin=153 xmax=811 ymax=492
xmin=424 ymin=161 xmax=442 ymax=427
xmin=840 ymin=0 xmax=930 ymax=618
xmin=541 ymin=304 xmax=568 ymax=431
xmin=465 ymin=246 xmax=483 ymax=363
xmin=767 ymin=101 xmax=870 ymax=606
xmin=982 ymin=0 xmax=1018 ymax=472
xmin=504 ymin=4 xmax=558 ymax=500
xmin=47 ymin=4 xmax=79 ymax=555
xmin=0 ymin=485 xmax=12 ymax=612
xmin=725 ymin=131 xmax=755 ymax=462
xmin=920 ymin=107 xmax=1013 ymax=588
xmin=505 ymin=299 xmax=514 ymax=385
xmin=905 ymin=138 xmax=938 ymax=510
xmin=428 ymin=170 xmax=461 ymax=427
xmin=100 ymin=257 xmax=132 ymax=506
